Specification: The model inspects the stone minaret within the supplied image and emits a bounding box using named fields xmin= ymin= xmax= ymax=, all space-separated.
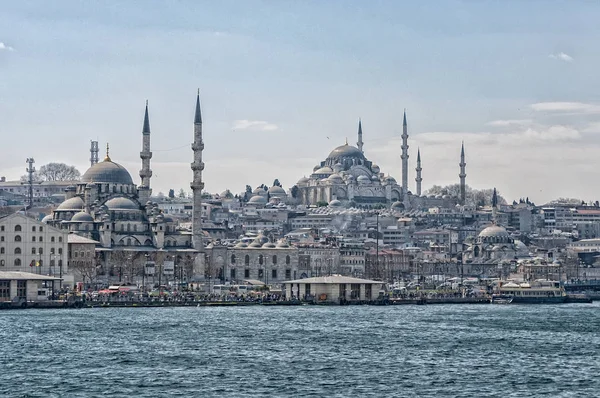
xmin=191 ymin=91 xmax=205 ymax=250
xmin=492 ymin=187 xmax=498 ymax=224
xmin=357 ymin=119 xmax=364 ymax=153
xmin=401 ymin=110 xmax=409 ymax=194
xmin=138 ymin=101 xmax=153 ymax=203
xmin=459 ymin=141 xmax=467 ymax=204
xmin=415 ymin=148 xmax=422 ymax=196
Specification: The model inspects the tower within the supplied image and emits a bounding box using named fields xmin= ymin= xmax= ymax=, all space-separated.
xmin=138 ymin=101 xmax=153 ymax=203
xmin=492 ymin=187 xmax=498 ymax=224
xmin=90 ymin=140 xmax=99 ymax=166
xmin=25 ymin=157 xmax=35 ymax=209
xmin=357 ymin=119 xmax=364 ymax=153
xmin=415 ymin=148 xmax=422 ymax=196
xmin=191 ymin=91 xmax=205 ymax=250
xmin=401 ymin=110 xmax=409 ymax=194
xmin=459 ymin=142 xmax=467 ymax=204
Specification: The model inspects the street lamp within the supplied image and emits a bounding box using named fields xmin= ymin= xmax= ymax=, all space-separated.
xmin=143 ymin=253 xmax=149 ymax=292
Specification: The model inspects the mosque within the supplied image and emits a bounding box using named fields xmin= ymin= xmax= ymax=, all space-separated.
xmin=43 ymin=95 xmax=206 ymax=278
xmin=293 ymin=112 xmax=467 ymax=210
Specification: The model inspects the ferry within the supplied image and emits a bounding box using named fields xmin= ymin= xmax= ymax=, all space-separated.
xmin=490 ymin=294 xmax=513 ymax=304
xmin=496 ymin=280 xmax=566 ymax=304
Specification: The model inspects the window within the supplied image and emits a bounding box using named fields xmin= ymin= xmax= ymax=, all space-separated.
xmin=17 ymin=280 xmax=26 ymax=299
xmin=14 ymin=225 xmax=21 ymax=232
xmin=272 ymin=255 xmax=277 ymax=265
xmin=245 ymin=255 xmax=250 ymax=265
xmin=0 ymin=226 xmax=3 ymax=232
xmin=58 ymin=237 xmax=62 ymax=243
xmin=39 ymin=236 xmax=43 ymax=242
xmin=74 ymin=251 xmax=78 ymax=258
xmin=259 ymin=255 xmax=264 ymax=265
xmin=285 ymin=269 xmax=291 ymax=279
xmin=258 ymin=269 xmax=264 ymax=279
xmin=286 ymin=255 xmax=291 ymax=265
xmin=51 ymin=236 xmax=55 ymax=243
xmin=58 ymin=248 xmax=63 ymax=255
xmin=32 ymin=248 xmax=36 ymax=255
xmin=271 ymin=269 xmax=277 ymax=279
xmin=231 ymin=255 xmax=236 ymax=264
xmin=14 ymin=235 xmax=21 ymax=242
xmin=0 ymin=281 xmax=9 ymax=300
xmin=0 ymin=248 xmax=3 ymax=254
xmin=39 ymin=248 xmax=43 ymax=255
xmin=39 ymin=226 xmax=43 ymax=232
xmin=230 ymin=269 xmax=236 ymax=279
xmin=32 ymin=226 xmax=36 ymax=232
xmin=32 ymin=236 xmax=36 ymax=242
xmin=0 ymin=260 xmax=4 ymax=267
xmin=0 ymin=237 xmax=3 ymax=242
xmin=14 ymin=247 xmax=21 ymax=255
xmin=244 ymin=269 xmax=250 ymax=278
xmin=14 ymin=258 xmax=21 ymax=266
xmin=50 ymin=248 xmax=55 ymax=255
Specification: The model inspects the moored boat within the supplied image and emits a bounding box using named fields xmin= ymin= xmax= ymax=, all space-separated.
xmin=490 ymin=294 xmax=513 ymax=304
xmin=496 ymin=280 xmax=566 ymax=304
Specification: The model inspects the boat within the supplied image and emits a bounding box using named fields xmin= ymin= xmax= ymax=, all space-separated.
xmin=496 ymin=280 xmax=566 ymax=304
xmin=490 ymin=294 xmax=513 ymax=304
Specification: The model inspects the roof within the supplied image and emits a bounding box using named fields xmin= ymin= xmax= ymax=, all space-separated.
xmin=81 ymin=159 xmax=134 ymax=185
xmin=68 ymin=234 xmax=99 ymax=245
xmin=0 ymin=271 xmax=61 ymax=281
xmin=285 ymin=275 xmax=383 ymax=285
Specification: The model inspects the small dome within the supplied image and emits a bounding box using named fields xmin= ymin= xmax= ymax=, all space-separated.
xmin=329 ymin=199 xmax=342 ymax=207
xmin=328 ymin=174 xmax=344 ymax=183
xmin=262 ymin=242 xmax=277 ymax=248
xmin=235 ymin=242 xmax=248 ymax=248
xmin=391 ymin=201 xmax=404 ymax=209
xmin=57 ymin=196 xmax=85 ymax=211
xmin=268 ymin=186 xmax=286 ymax=195
xmin=297 ymin=176 xmax=310 ymax=185
xmin=104 ymin=197 xmax=139 ymax=210
xmin=313 ymin=166 xmax=333 ymax=175
xmin=81 ymin=159 xmax=134 ymax=185
xmin=479 ymin=225 xmax=509 ymax=238
xmin=333 ymin=163 xmax=343 ymax=173
xmin=276 ymin=239 xmax=290 ymax=248
xmin=371 ymin=175 xmax=380 ymax=182
xmin=248 ymin=240 xmax=263 ymax=248
xmin=71 ymin=211 xmax=94 ymax=222
xmin=357 ymin=175 xmax=370 ymax=183
xmin=248 ymin=195 xmax=267 ymax=204
xmin=383 ymin=176 xmax=397 ymax=184
xmin=252 ymin=187 xmax=265 ymax=195
xmin=41 ymin=214 xmax=53 ymax=223
xmin=220 ymin=189 xmax=234 ymax=199
xmin=371 ymin=164 xmax=380 ymax=173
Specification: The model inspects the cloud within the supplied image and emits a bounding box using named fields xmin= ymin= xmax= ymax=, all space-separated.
xmin=0 ymin=42 xmax=15 ymax=51
xmin=232 ymin=119 xmax=278 ymax=132
xmin=486 ymin=119 xmax=532 ymax=127
xmin=530 ymin=102 xmax=600 ymax=114
xmin=549 ymin=52 xmax=573 ymax=62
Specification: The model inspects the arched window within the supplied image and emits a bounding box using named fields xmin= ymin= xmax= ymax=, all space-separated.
xmin=0 ymin=248 xmax=4 ymax=254
xmin=39 ymin=248 xmax=43 ymax=255
xmin=58 ymin=237 xmax=62 ymax=243
xmin=127 ymin=224 xmax=131 ymax=232
xmin=231 ymin=254 xmax=236 ymax=264
xmin=80 ymin=251 xmax=84 ymax=257
xmin=32 ymin=247 xmax=36 ymax=255
xmin=32 ymin=226 xmax=36 ymax=232
xmin=39 ymin=236 xmax=43 ymax=242
xmin=15 ymin=247 xmax=21 ymax=254
xmin=259 ymin=255 xmax=264 ymax=265
xmin=14 ymin=225 xmax=21 ymax=232
xmin=58 ymin=248 xmax=63 ymax=255
xmin=245 ymin=255 xmax=250 ymax=265
xmin=14 ymin=258 xmax=21 ymax=266
xmin=50 ymin=248 xmax=55 ymax=255
xmin=272 ymin=255 xmax=277 ymax=265
xmin=286 ymin=255 xmax=291 ymax=265
xmin=51 ymin=236 xmax=55 ymax=243
xmin=32 ymin=236 xmax=36 ymax=242
xmin=126 ymin=238 xmax=131 ymax=246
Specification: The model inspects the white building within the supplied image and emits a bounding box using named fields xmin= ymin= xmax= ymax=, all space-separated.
xmin=284 ymin=275 xmax=384 ymax=303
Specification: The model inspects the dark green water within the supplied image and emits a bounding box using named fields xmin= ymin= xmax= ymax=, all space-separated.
xmin=1 ymin=303 xmax=599 ymax=397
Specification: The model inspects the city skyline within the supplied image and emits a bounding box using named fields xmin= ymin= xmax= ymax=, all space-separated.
xmin=2 ymin=1 xmax=600 ymax=203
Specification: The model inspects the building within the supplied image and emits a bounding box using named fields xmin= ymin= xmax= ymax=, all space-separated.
xmin=0 ymin=271 xmax=62 ymax=305
xmin=68 ymin=234 xmax=100 ymax=286
xmin=284 ymin=275 xmax=384 ymax=303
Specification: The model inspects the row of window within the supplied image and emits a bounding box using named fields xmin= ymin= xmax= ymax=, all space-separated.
xmin=1 ymin=235 xmax=63 ymax=243
xmin=0 ymin=247 xmax=63 ymax=255
xmin=1 ymin=225 xmax=44 ymax=233
xmin=224 ymin=268 xmax=291 ymax=279
xmin=0 ymin=258 xmax=61 ymax=267
xmin=230 ymin=254 xmax=291 ymax=266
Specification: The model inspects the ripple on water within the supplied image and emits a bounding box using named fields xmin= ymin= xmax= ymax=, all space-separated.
xmin=1 ymin=304 xmax=599 ymax=397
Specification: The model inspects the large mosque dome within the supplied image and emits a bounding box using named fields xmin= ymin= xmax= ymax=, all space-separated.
xmin=327 ymin=144 xmax=364 ymax=161
xmin=81 ymin=158 xmax=134 ymax=185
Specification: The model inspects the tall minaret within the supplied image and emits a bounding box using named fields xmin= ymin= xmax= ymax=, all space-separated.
xmin=357 ymin=119 xmax=364 ymax=153
xmin=459 ymin=141 xmax=467 ymax=204
xmin=138 ymin=100 xmax=153 ymax=203
xmin=415 ymin=148 xmax=422 ymax=196
xmin=492 ymin=187 xmax=498 ymax=223
xmin=191 ymin=91 xmax=205 ymax=250
xmin=401 ymin=110 xmax=409 ymax=194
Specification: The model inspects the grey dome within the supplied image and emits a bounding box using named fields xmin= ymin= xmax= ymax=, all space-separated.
xmin=248 ymin=195 xmax=267 ymax=204
xmin=327 ymin=144 xmax=365 ymax=160
xmin=329 ymin=199 xmax=342 ymax=207
xmin=313 ymin=166 xmax=333 ymax=175
xmin=57 ymin=196 xmax=85 ymax=211
xmin=41 ymin=214 xmax=53 ymax=223
xmin=391 ymin=201 xmax=404 ymax=209
xmin=104 ymin=197 xmax=139 ymax=210
xmin=479 ymin=225 xmax=509 ymax=238
xmin=220 ymin=189 xmax=234 ymax=199
xmin=297 ymin=176 xmax=310 ymax=185
xmin=71 ymin=211 xmax=94 ymax=222
xmin=262 ymin=242 xmax=277 ymax=248
xmin=357 ymin=175 xmax=370 ymax=183
xmin=268 ymin=186 xmax=286 ymax=195
xmin=81 ymin=159 xmax=134 ymax=185
xmin=328 ymin=174 xmax=344 ymax=183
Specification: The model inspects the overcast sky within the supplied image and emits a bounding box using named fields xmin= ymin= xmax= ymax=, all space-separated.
xmin=1 ymin=1 xmax=600 ymax=204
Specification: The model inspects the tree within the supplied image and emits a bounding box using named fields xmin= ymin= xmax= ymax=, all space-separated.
xmin=423 ymin=184 xmax=506 ymax=207
xmin=316 ymin=201 xmax=328 ymax=207
xmin=38 ymin=163 xmax=81 ymax=181
xmin=178 ymin=188 xmax=186 ymax=198
xmin=290 ymin=185 xmax=299 ymax=199
xmin=273 ymin=179 xmax=281 ymax=187
xmin=243 ymin=185 xmax=252 ymax=202
xmin=168 ymin=189 xmax=175 ymax=198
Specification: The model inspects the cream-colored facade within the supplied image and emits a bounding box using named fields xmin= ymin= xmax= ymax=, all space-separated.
xmin=0 ymin=271 xmax=62 ymax=304
xmin=284 ymin=275 xmax=383 ymax=303
xmin=0 ymin=213 xmax=69 ymax=278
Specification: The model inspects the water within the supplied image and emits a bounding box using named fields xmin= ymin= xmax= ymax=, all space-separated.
xmin=1 ymin=304 xmax=599 ymax=398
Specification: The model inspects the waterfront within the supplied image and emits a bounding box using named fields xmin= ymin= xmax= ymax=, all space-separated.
xmin=1 ymin=304 xmax=599 ymax=397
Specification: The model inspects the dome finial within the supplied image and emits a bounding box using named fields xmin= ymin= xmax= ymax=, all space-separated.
xmin=345 ymin=137 xmax=348 ymax=145
xmin=104 ymin=143 xmax=111 ymax=161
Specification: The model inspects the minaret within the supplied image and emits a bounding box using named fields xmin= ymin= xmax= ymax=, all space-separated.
xmin=357 ymin=119 xmax=364 ymax=153
xmin=459 ymin=142 xmax=467 ymax=204
xmin=415 ymin=148 xmax=422 ymax=196
xmin=401 ymin=110 xmax=409 ymax=194
xmin=138 ymin=100 xmax=153 ymax=203
xmin=191 ymin=91 xmax=205 ymax=250
xmin=492 ymin=187 xmax=498 ymax=224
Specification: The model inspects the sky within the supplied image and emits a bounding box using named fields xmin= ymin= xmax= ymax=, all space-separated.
xmin=1 ymin=0 xmax=600 ymax=204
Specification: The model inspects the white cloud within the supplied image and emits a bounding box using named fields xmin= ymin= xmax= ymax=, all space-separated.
xmin=549 ymin=52 xmax=573 ymax=62
xmin=0 ymin=42 xmax=15 ymax=51
xmin=486 ymin=119 xmax=532 ymax=127
xmin=530 ymin=102 xmax=600 ymax=114
xmin=232 ymin=119 xmax=278 ymax=132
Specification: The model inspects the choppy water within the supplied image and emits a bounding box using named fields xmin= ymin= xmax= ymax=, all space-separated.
xmin=1 ymin=303 xmax=599 ymax=397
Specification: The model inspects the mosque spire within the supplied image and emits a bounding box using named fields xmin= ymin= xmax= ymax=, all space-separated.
xmin=492 ymin=187 xmax=498 ymax=224
xmin=139 ymin=100 xmax=153 ymax=200
xmin=191 ymin=90 xmax=205 ymax=251
xmin=104 ymin=143 xmax=111 ymax=162
xmin=415 ymin=147 xmax=422 ymax=196
xmin=142 ymin=100 xmax=150 ymax=134
xmin=357 ymin=118 xmax=364 ymax=153
xmin=459 ymin=141 xmax=467 ymax=204
xmin=194 ymin=89 xmax=202 ymax=124
xmin=401 ymin=109 xmax=409 ymax=196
